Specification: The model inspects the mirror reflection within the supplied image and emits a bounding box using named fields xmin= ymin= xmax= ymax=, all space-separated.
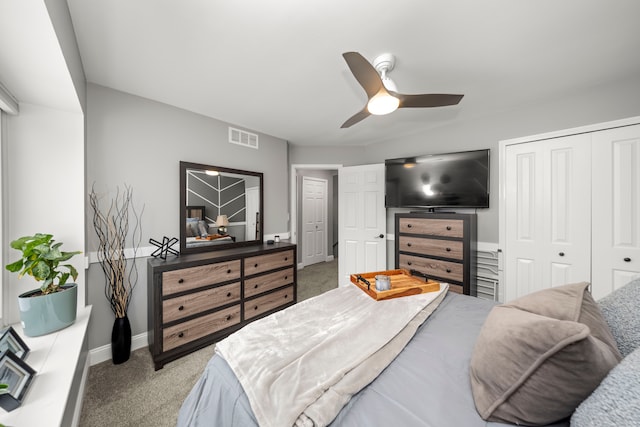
xmin=180 ymin=161 xmax=263 ymax=254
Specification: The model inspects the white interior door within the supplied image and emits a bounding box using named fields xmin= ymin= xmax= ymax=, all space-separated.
xmin=245 ymin=186 xmax=259 ymax=241
xmin=338 ymin=164 xmax=386 ymax=287
xmin=503 ymin=134 xmax=591 ymax=301
xmin=302 ymin=176 xmax=327 ymax=266
xmin=591 ymin=124 xmax=640 ymax=298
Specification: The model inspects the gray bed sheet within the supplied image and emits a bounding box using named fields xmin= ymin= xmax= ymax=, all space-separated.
xmin=177 ymin=292 xmax=571 ymax=427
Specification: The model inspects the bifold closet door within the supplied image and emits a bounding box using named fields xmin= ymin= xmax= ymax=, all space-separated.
xmin=503 ymin=134 xmax=591 ymax=301
xmin=591 ymin=124 xmax=640 ymax=299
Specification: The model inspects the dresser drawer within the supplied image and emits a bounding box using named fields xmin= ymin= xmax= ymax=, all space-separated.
xmin=163 ymin=305 xmax=241 ymax=351
xmin=162 ymin=260 xmax=241 ymax=296
xmin=398 ymin=218 xmax=463 ymax=238
xmin=162 ymin=281 xmax=241 ymax=324
xmin=244 ymin=250 xmax=294 ymax=276
xmin=244 ymin=286 xmax=294 ymax=320
xmin=399 ymin=254 xmax=463 ymax=283
xmin=398 ymin=236 xmax=463 ymax=260
xmin=244 ymin=267 xmax=294 ymax=298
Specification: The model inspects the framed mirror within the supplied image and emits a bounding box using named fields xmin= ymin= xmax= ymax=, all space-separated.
xmin=180 ymin=161 xmax=264 ymax=254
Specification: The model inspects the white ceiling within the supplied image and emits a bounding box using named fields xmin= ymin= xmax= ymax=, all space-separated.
xmin=7 ymin=1 xmax=640 ymax=147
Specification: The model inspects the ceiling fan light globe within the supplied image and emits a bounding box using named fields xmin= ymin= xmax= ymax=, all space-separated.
xmin=367 ymin=93 xmax=399 ymax=115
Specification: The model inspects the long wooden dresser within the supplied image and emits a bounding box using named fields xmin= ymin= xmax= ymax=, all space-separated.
xmin=147 ymin=242 xmax=296 ymax=369
xmin=395 ymin=212 xmax=477 ymax=296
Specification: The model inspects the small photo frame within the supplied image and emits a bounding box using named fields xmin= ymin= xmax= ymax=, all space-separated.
xmin=0 ymin=351 xmax=36 ymax=412
xmin=0 ymin=326 xmax=30 ymax=360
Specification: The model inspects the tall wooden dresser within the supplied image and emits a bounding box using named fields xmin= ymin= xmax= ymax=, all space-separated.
xmin=148 ymin=242 xmax=296 ymax=369
xmin=395 ymin=212 xmax=477 ymax=296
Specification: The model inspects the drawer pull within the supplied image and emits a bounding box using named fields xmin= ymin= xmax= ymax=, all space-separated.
xmin=446 ymin=247 xmax=451 ymax=252
xmin=226 ymin=315 xmax=232 ymax=321
xmin=254 ymin=305 xmax=258 ymax=310
xmin=624 ymin=257 xmax=632 ymax=262
xmin=284 ymin=276 xmax=288 ymax=280
xmin=559 ymin=252 xmax=565 ymax=257
xmin=178 ymin=305 xmax=184 ymax=311
xmin=446 ymin=226 xmax=452 ymax=231
xmin=254 ymin=284 xmax=259 ymax=289
xmin=178 ymin=332 xmax=184 ymax=338
xmin=227 ymin=269 xmax=231 ymax=274
xmin=227 ymin=292 xmax=232 ymax=297
xmin=407 ymin=223 xmax=412 ymax=228
xmin=285 ymin=257 xmax=288 ymax=261
xmin=284 ymin=294 xmax=288 ymax=299
xmin=178 ymin=278 xmax=184 ymax=284
xmin=407 ymin=243 xmax=412 ymax=247
xmin=254 ymin=263 xmax=258 ymax=268
xmin=407 ymin=261 xmax=412 ymax=266
xmin=446 ymin=268 xmax=452 ymax=273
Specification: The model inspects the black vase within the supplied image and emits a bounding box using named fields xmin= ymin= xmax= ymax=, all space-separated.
xmin=111 ymin=315 xmax=132 ymax=365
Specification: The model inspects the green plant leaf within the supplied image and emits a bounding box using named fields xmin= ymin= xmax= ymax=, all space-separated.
xmin=5 ymin=259 xmax=23 ymax=273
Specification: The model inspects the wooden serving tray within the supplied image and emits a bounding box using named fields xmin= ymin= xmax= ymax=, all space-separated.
xmin=350 ymin=269 xmax=440 ymax=301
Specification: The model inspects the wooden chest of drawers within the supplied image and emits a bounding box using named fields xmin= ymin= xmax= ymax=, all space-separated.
xmin=395 ymin=213 xmax=477 ymax=296
xmin=148 ymin=243 xmax=296 ymax=369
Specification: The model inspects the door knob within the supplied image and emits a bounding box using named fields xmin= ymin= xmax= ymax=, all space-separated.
xmin=559 ymin=252 xmax=565 ymax=257
xmin=376 ymin=234 xmax=384 ymax=238
xmin=624 ymin=257 xmax=631 ymax=262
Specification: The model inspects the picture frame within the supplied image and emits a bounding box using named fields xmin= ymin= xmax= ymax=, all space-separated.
xmin=0 ymin=326 xmax=30 ymax=360
xmin=0 ymin=351 xmax=36 ymax=412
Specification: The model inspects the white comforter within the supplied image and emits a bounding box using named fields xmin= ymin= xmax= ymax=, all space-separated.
xmin=215 ymin=283 xmax=448 ymax=427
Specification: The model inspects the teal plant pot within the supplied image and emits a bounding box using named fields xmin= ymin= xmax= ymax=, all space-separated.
xmin=18 ymin=283 xmax=78 ymax=337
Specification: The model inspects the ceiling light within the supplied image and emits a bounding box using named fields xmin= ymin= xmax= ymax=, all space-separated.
xmin=205 ymin=170 xmax=219 ymax=176
xmin=367 ymin=91 xmax=399 ymax=115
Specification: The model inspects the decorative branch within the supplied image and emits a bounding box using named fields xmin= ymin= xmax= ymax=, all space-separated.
xmin=89 ymin=184 xmax=144 ymax=319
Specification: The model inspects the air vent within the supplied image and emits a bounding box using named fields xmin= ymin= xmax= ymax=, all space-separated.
xmin=229 ymin=127 xmax=259 ymax=149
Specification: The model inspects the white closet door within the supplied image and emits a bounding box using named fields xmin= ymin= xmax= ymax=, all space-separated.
xmin=504 ymin=134 xmax=591 ymax=301
xmin=591 ymin=124 xmax=640 ymax=299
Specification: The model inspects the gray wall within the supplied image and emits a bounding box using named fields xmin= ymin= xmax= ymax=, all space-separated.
xmin=85 ymin=83 xmax=289 ymax=350
xmin=290 ymin=74 xmax=640 ymax=244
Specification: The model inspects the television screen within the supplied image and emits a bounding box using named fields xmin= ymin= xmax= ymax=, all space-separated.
xmin=385 ymin=149 xmax=489 ymax=209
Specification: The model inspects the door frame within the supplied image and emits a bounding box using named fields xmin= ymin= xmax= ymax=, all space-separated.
xmin=290 ymin=164 xmax=342 ymax=269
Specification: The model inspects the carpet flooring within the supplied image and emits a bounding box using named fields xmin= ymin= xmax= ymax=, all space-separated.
xmin=79 ymin=258 xmax=338 ymax=427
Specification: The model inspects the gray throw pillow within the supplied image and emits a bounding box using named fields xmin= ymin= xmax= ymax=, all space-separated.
xmin=571 ymin=346 xmax=640 ymax=426
xmin=598 ymin=277 xmax=640 ymax=357
xmin=470 ymin=282 xmax=622 ymax=426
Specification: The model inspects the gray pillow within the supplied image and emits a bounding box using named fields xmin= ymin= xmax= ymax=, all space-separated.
xmin=470 ymin=282 xmax=622 ymax=425
xmin=571 ymin=346 xmax=640 ymax=426
xmin=598 ymin=277 xmax=640 ymax=357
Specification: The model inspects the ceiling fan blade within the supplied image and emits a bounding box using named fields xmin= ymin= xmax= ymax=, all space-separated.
xmin=341 ymin=107 xmax=371 ymax=128
xmin=397 ymin=93 xmax=464 ymax=108
xmin=342 ymin=52 xmax=383 ymax=99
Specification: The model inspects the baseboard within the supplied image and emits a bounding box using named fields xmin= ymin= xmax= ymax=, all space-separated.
xmin=89 ymin=332 xmax=149 ymax=366
xmin=325 ymin=255 xmax=334 ymax=262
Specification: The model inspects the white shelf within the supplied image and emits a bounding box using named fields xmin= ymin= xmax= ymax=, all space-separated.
xmin=0 ymin=305 xmax=92 ymax=427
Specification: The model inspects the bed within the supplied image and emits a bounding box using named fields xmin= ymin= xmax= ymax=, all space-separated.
xmin=177 ymin=278 xmax=640 ymax=427
xmin=185 ymin=206 xmax=234 ymax=248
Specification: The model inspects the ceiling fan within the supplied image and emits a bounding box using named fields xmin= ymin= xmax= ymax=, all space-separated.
xmin=340 ymin=52 xmax=464 ymax=128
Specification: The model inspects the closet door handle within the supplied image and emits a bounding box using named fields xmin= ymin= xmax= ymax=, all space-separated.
xmin=624 ymin=257 xmax=631 ymax=262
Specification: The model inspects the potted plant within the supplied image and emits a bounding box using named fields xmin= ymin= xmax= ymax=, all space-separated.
xmin=5 ymin=233 xmax=81 ymax=337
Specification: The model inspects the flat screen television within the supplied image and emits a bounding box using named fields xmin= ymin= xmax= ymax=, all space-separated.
xmin=385 ymin=149 xmax=489 ymax=209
